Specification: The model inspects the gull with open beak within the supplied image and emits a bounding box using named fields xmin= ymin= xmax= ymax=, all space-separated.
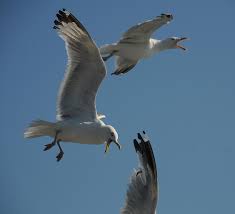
xmin=100 ymin=13 xmax=188 ymax=75
xmin=171 ymin=36 xmax=188 ymax=50
xmin=24 ymin=9 xmax=121 ymax=161
xmin=105 ymin=128 xmax=120 ymax=153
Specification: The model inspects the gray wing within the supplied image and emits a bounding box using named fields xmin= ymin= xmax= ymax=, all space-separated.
xmin=112 ymin=56 xmax=138 ymax=75
xmin=121 ymin=132 xmax=158 ymax=214
xmin=119 ymin=13 xmax=173 ymax=44
xmin=54 ymin=9 xmax=106 ymax=121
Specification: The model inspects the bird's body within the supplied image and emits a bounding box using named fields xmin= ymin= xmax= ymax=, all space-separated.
xmin=54 ymin=120 xmax=105 ymax=145
xmin=28 ymin=119 xmax=108 ymax=145
xmin=24 ymin=9 xmax=121 ymax=161
xmin=114 ymin=38 xmax=158 ymax=60
xmin=100 ymin=14 xmax=187 ymax=75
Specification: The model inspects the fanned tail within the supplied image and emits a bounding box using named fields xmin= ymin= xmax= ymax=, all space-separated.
xmin=24 ymin=120 xmax=56 ymax=138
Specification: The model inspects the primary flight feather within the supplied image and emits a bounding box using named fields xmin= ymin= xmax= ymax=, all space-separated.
xmin=121 ymin=132 xmax=158 ymax=214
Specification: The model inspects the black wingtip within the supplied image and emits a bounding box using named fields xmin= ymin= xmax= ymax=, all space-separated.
xmin=133 ymin=139 xmax=139 ymax=152
xmin=135 ymin=132 xmax=157 ymax=180
xmin=53 ymin=19 xmax=61 ymax=29
xmin=133 ymin=139 xmax=143 ymax=154
xmin=58 ymin=10 xmax=64 ymax=15
xmin=54 ymin=20 xmax=61 ymax=25
xmin=56 ymin=13 xmax=63 ymax=21
xmin=160 ymin=13 xmax=173 ymax=19
xmin=137 ymin=133 xmax=144 ymax=142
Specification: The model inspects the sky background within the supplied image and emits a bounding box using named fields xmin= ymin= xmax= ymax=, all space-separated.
xmin=1 ymin=0 xmax=235 ymax=213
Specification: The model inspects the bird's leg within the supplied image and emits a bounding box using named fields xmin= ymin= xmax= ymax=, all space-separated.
xmin=104 ymin=141 xmax=111 ymax=153
xmin=136 ymin=170 xmax=143 ymax=177
xmin=43 ymin=131 xmax=60 ymax=151
xmin=56 ymin=140 xmax=64 ymax=162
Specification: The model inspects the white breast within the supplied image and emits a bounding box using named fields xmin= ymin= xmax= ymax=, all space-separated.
xmin=116 ymin=39 xmax=158 ymax=61
xmin=56 ymin=120 xmax=105 ymax=145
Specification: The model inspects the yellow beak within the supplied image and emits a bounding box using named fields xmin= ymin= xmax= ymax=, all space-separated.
xmin=105 ymin=141 xmax=111 ymax=153
xmin=104 ymin=139 xmax=121 ymax=153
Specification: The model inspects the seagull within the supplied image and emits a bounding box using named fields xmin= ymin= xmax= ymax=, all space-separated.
xmin=24 ymin=9 xmax=121 ymax=161
xmin=100 ymin=13 xmax=188 ymax=75
xmin=121 ymin=131 xmax=158 ymax=214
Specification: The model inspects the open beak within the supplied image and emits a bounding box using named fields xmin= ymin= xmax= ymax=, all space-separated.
xmin=104 ymin=139 xmax=121 ymax=153
xmin=176 ymin=37 xmax=188 ymax=51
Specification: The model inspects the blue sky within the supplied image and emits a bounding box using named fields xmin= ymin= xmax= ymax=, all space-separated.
xmin=1 ymin=0 xmax=235 ymax=213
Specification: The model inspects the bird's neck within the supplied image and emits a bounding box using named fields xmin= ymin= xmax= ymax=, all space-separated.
xmin=152 ymin=39 xmax=169 ymax=53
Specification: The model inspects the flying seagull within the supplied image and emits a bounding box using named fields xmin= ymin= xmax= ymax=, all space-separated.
xmin=121 ymin=131 xmax=158 ymax=214
xmin=100 ymin=14 xmax=188 ymax=75
xmin=24 ymin=9 xmax=121 ymax=161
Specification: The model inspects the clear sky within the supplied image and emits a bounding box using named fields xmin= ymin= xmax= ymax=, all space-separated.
xmin=1 ymin=0 xmax=235 ymax=213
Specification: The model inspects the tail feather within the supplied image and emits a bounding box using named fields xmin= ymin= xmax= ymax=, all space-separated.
xmin=24 ymin=120 xmax=56 ymax=138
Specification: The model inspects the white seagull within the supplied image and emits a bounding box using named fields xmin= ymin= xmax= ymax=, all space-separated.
xmin=100 ymin=13 xmax=187 ymax=75
xmin=24 ymin=9 xmax=121 ymax=161
xmin=121 ymin=131 xmax=158 ymax=214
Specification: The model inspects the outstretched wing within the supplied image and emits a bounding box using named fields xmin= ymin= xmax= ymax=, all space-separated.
xmin=119 ymin=13 xmax=173 ymax=44
xmin=54 ymin=9 xmax=106 ymax=121
xmin=121 ymin=132 xmax=158 ymax=214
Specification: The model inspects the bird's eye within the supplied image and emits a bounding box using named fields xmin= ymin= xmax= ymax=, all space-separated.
xmin=111 ymin=132 xmax=114 ymax=137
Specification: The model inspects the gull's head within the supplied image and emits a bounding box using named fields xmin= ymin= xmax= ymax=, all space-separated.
xmin=162 ymin=37 xmax=188 ymax=51
xmin=103 ymin=125 xmax=121 ymax=153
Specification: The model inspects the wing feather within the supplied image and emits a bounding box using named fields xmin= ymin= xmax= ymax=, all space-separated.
xmin=53 ymin=9 xmax=106 ymax=121
xmin=119 ymin=13 xmax=173 ymax=44
xmin=112 ymin=56 xmax=137 ymax=75
xmin=121 ymin=132 xmax=158 ymax=214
